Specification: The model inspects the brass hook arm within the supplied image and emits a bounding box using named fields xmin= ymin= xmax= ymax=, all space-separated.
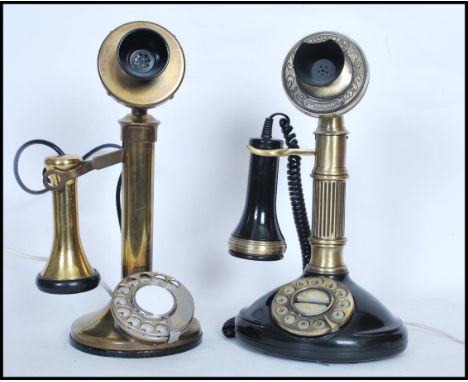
xmin=43 ymin=149 xmax=124 ymax=191
xmin=246 ymin=144 xmax=315 ymax=157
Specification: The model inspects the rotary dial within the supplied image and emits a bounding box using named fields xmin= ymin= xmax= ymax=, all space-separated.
xmin=111 ymin=272 xmax=195 ymax=343
xmin=271 ymin=276 xmax=354 ymax=337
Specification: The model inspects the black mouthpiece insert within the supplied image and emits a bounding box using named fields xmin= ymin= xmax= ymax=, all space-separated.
xmin=293 ymin=39 xmax=345 ymax=87
xmin=117 ymin=28 xmax=169 ymax=81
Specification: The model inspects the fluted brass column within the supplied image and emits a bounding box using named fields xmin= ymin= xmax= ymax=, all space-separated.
xmin=306 ymin=116 xmax=349 ymax=275
xmin=120 ymin=111 xmax=159 ymax=277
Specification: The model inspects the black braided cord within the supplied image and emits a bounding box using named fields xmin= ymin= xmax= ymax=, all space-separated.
xmin=278 ymin=116 xmax=312 ymax=269
xmin=262 ymin=113 xmax=311 ymax=269
xmin=13 ymin=140 xmax=123 ymax=229
xmin=221 ymin=316 xmax=236 ymax=338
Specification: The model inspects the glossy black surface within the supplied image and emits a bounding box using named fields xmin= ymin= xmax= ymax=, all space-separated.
xmin=36 ymin=269 xmax=100 ymax=294
xmin=294 ymin=40 xmax=345 ymax=87
xmin=229 ymin=138 xmax=285 ymax=260
xmin=234 ymin=273 xmax=407 ymax=362
xmin=117 ymin=28 xmax=169 ymax=81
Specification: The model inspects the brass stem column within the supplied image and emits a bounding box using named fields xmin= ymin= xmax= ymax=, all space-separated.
xmin=306 ymin=116 xmax=349 ymax=275
xmin=120 ymin=111 xmax=159 ymax=277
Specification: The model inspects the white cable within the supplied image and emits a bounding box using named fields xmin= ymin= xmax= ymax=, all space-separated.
xmin=5 ymin=246 xmax=466 ymax=344
xmin=99 ymin=278 xmax=113 ymax=297
xmin=4 ymin=246 xmax=48 ymax=261
xmin=4 ymin=246 xmax=113 ymax=297
xmin=405 ymin=321 xmax=465 ymax=345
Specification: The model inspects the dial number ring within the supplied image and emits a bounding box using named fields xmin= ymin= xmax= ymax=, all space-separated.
xmin=271 ymin=276 xmax=354 ymax=337
xmin=111 ymin=272 xmax=194 ymax=344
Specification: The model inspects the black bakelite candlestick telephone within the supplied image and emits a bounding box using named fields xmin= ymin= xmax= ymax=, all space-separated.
xmin=222 ymin=32 xmax=408 ymax=363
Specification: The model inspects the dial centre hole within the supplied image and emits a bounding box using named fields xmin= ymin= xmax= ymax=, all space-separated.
xmin=135 ymin=284 xmax=175 ymax=317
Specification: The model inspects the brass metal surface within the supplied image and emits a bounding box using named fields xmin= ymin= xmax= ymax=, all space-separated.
xmin=98 ymin=21 xmax=185 ymax=109
xmin=120 ymin=113 xmax=159 ymax=277
xmin=43 ymin=149 xmax=124 ymax=192
xmin=229 ymin=236 xmax=286 ymax=256
xmin=70 ymin=303 xmax=202 ymax=353
xmin=282 ymin=31 xmax=369 ymax=117
xmin=41 ymin=155 xmax=95 ymax=280
xmin=306 ymin=117 xmax=349 ymax=275
xmin=246 ymin=145 xmax=315 ymax=157
xmin=35 ymin=21 xmax=201 ymax=357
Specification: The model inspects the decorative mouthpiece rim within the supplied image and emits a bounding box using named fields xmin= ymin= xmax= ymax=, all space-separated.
xmin=282 ymin=31 xmax=369 ymax=117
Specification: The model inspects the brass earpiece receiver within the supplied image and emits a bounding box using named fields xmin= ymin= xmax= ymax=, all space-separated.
xmin=224 ymin=32 xmax=407 ymax=363
xmin=15 ymin=21 xmax=201 ymax=358
xmin=37 ymin=155 xmax=100 ymax=294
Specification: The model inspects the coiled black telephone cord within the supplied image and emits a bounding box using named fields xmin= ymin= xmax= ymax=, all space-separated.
xmin=262 ymin=113 xmax=312 ymax=270
xmin=13 ymin=140 xmax=123 ymax=228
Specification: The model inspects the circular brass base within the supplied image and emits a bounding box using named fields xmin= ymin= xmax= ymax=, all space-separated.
xmin=70 ymin=303 xmax=202 ymax=358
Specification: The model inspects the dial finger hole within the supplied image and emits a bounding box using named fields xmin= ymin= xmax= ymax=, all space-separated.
xmin=276 ymin=306 xmax=288 ymax=315
xmin=139 ymin=273 xmax=152 ymax=281
xmin=337 ymin=300 xmax=350 ymax=309
xmin=331 ymin=310 xmax=345 ymax=320
xmin=117 ymin=307 xmax=130 ymax=317
xmin=275 ymin=295 xmax=288 ymax=304
xmin=313 ymin=319 xmax=326 ymax=329
xmin=140 ymin=323 xmax=154 ymax=333
xmin=296 ymin=280 xmax=308 ymax=288
xmin=335 ymin=289 xmax=347 ymax=298
xmin=284 ymin=315 xmax=296 ymax=324
xmin=127 ymin=278 xmax=139 ymax=287
xmin=117 ymin=286 xmax=130 ymax=294
xmin=325 ymin=282 xmax=337 ymax=289
xmin=127 ymin=316 xmax=141 ymax=327
xmin=283 ymin=286 xmax=295 ymax=295
xmin=298 ymin=319 xmax=310 ymax=330
xmin=114 ymin=296 xmax=127 ymax=305
xmin=156 ymin=324 xmax=168 ymax=334
xmin=309 ymin=278 xmax=323 ymax=286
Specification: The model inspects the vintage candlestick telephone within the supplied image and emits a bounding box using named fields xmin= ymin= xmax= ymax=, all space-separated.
xmin=14 ymin=21 xmax=202 ymax=357
xmin=223 ymin=32 xmax=408 ymax=362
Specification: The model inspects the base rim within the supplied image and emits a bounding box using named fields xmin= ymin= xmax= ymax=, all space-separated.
xmin=69 ymin=333 xmax=202 ymax=358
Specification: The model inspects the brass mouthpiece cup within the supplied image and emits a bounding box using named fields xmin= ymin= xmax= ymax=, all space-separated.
xmin=98 ymin=21 xmax=185 ymax=109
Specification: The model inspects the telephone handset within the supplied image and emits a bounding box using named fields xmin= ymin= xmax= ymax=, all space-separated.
xmin=223 ymin=32 xmax=408 ymax=363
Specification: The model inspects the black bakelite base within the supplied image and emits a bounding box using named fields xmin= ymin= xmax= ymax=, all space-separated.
xmin=69 ymin=334 xmax=202 ymax=358
xmin=36 ymin=270 xmax=100 ymax=294
xmin=233 ymin=273 xmax=407 ymax=363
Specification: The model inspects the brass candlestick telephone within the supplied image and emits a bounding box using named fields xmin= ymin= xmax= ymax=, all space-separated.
xmin=14 ymin=21 xmax=202 ymax=357
xmin=223 ymin=32 xmax=408 ymax=362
